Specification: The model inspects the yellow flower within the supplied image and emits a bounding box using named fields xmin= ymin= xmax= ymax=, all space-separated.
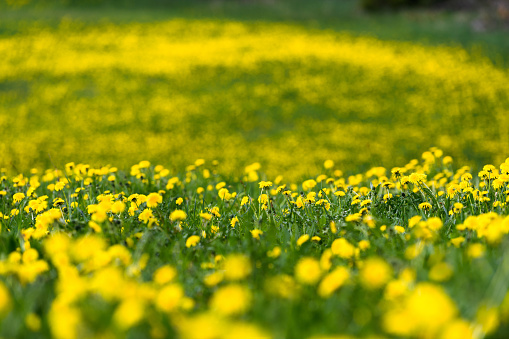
xmin=383 ymin=193 xmax=393 ymax=201
xmin=409 ymin=172 xmax=427 ymax=184
xmin=440 ymin=319 xmax=475 ymax=339
xmin=317 ymin=266 xmax=349 ymax=298
xmin=71 ymin=235 xmax=106 ymax=262
xmin=358 ymin=240 xmax=370 ymax=250
xmin=13 ymin=192 xmax=25 ymax=203
xmin=48 ymin=302 xmax=81 ymax=339
xmin=244 ymin=162 xmax=261 ymax=173
xmin=114 ymin=298 xmax=145 ymax=330
xmin=176 ymin=197 xmax=184 ymax=205
xmin=138 ymin=160 xmax=150 ymax=168
xmin=267 ymin=246 xmax=281 ymax=258
xmin=383 ymin=283 xmax=458 ymax=337
xmin=345 ymin=213 xmax=361 ymax=222
xmin=429 ymin=262 xmax=453 ymax=282
xmin=210 ymin=206 xmax=221 ymax=217
xmin=302 ymin=179 xmax=317 ymax=191
xmin=324 ymin=160 xmax=334 ymax=169
xmin=111 ymin=201 xmax=126 ymax=214
xmin=89 ymin=221 xmax=102 ymax=233
xmin=186 ymin=235 xmax=200 ymax=248
xmin=230 ymin=216 xmax=239 ymax=228
xmin=359 ymin=257 xmax=392 ymax=289
xmin=240 ymin=196 xmax=250 ymax=206
xmin=331 ymin=238 xmax=355 ymax=259
xmin=476 ymin=305 xmax=499 ymax=336
xmin=25 ymin=313 xmax=41 ymax=332
xmin=209 ymin=284 xmax=251 ymax=316
xmin=54 ymin=181 xmax=66 ymax=191
xmin=258 ymin=194 xmax=269 ymax=205
xmin=146 ymin=193 xmax=162 ymax=208
xmin=204 ymin=271 xmax=224 ymax=287
xmin=200 ymin=212 xmax=212 ymax=221
xmin=450 ymin=236 xmax=465 ymax=248
xmin=296 ymin=234 xmax=310 ymax=247
xmin=222 ymin=254 xmax=252 ymax=281
xmin=170 ymin=210 xmax=187 ymax=221
xmin=0 ymin=281 xmax=11 ymax=315
xmin=139 ymin=208 xmax=154 ymax=224
xmin=384 ymin=279 xmax=409 ymax=300
xmin=218 ymin=188 xmax=232 ymax=200
xmin=360 ymin=199 xmax=372 ymax=207
xmin=408 ymin=215 xmax=421 ymax=228
xmin=394 ymin=226 xmax=405 ymax=234
xmin=330 ymin=221 xmax=338 ymax=234
xmin=467 ymin=243 xmax=485 ymax=259
xmin=222 ymin=322 xmax=271 ymax=339
xmin=175 ymin=313 xmax=226 ymax=339
xmin=405 ymin=243 xmax=424 ymax=260
xmin=155 ymin=284 xmax=184 ymax=313
xmin=418 ymin=202 xmax=432 ymax=211
xmin=250 ymin=229 xmax=263 ymax=240
xmin=258 ymin=181 xmax=273 ymax=189
xmin=295 ymin=257 xmax=322 ymax=285
xmin=453 ymin=202 xmax=464 ymax=213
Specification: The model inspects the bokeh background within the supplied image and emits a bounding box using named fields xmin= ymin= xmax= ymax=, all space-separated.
xmin=1 ymin=0 xmax=509 ymax=178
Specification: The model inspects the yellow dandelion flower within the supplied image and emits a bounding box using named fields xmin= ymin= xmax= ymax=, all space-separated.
xmin=318 ymin=266 xmax=349 ymax=298
xmin=186 ymin=235 xmax=200 ymax=248
xmin=418 ymin=202 xmax=432 ymax=211
xmin=155 ymin=284 xmax=184 ymax=313
xmin=223 ymin=254 xmax=252 ymax=281
xmin=429 ymin=262 xmax=453 ymax=282
xmin=331 ymin=238 xmax=355 ymax=259
xmin=297 ymin=234 xmax=310 ymax=247
xmin=250 ymin=229 xmax=263 ymax=240
xmin=359 ymin=257 xmax=392 ymax=289
xmin=267 ymin=247 xmax=281 ymax=258
xmin=240 ymin=196 xmax=250 ymax=206
xmin=114 ymin=298 xmax=145 ymax=330
xmin=295 ymin=257 xmax=322 ymax=285
xmin=146 ymin=193 xmax=162 ymax=208
xmin=13 ymin=192 xmax=25 ymax=204
xmin=170 ymin=210 xmax=187 ymax=221
xmin=209 ymin=284 xmax=252 ymax=316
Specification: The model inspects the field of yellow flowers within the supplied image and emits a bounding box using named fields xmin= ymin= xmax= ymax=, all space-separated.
xmin=1 ymin=16 xmax=509 ymax=177
xmin=2 ymin=5 xmax=509 ymax=338
xmin=1 ymin=149 xmax=509 ymax=338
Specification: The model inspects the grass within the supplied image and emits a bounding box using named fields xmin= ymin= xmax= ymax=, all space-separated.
xmin=0 ymin=151 xmax=509 ymax=338
xmin=1 ymin=2 xmax=509 ymax=337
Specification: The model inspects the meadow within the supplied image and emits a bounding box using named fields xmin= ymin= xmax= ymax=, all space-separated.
xmin=1 ymin=1 xmax=509 ymax=338
xmin=1 ymin=151 xmax=509 ymax=338
xmin=1 ymin=4 xmax=509 ymax=178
